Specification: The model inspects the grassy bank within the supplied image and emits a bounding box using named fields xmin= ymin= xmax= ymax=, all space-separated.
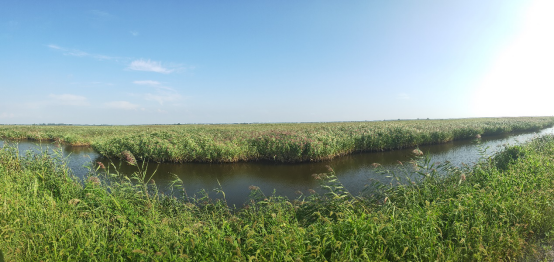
xmin=1 ymin=117 xmax=554 ymax=163
xmin=3 ymin=135 xmax=554 ymax=260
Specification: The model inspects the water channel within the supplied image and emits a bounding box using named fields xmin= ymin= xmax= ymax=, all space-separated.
xmin=2 ymin=127 xmax=554 ymax=206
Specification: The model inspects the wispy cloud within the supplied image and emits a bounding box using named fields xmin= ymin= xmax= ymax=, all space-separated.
xmin=397 ymin=93 xmax=410 ymax=100
xmin=130 ymin=30 xmax=139 ymax=36
xmin=47 ymin=45 xmax=191 ymax=73
xmin=89 ymin=10 xmax=114 ymax=21
xmin=133 ymin=80 xmax=161 ymax=86
xmin=70 ymin=81 xmax=114 ymax=87
xmin=143 ymin=92 xmax=182 ymax=105
xmin=133 ymin=80 xmax=175 ymax=91
xmin=128 ymin=59 xmax=176 ymax=74
xmin=132 ymin=80 xmax=181 ymax=104
xmin=49 ymin=94 xmax=90 ymax=106
xmin=47 ymin=44 xmax=123 ymax=61
xmin=47 ymin=44 xmax=62 ymax=50
xmin=105 ymin=101 xmax=139 ymax=110
xmin=88 ymin=10 xmax=114 ymax=28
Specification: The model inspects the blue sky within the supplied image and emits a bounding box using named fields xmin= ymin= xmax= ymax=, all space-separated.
xmin=1 ymin=0 xmax=552 ymax=124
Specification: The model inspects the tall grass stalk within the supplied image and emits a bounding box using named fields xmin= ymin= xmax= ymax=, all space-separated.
xmin=3 ymin=135 xmax=554 ymax=260
xmin=1 ymin=117 xmax=553 ymax=163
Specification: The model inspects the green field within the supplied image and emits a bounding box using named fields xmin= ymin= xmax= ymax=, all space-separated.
xmin=2 ymin=132 xmax=554 ymax=260
xmin=1 ymin=117 xmax=554 ymax=163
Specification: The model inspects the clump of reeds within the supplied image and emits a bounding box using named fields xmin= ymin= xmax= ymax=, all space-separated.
xmin=412 ymin=148 xmax=423 ymax=156
xmin=1 ymin=117 xmax=553 ymax=164
xmin=121 ymin=150 xmax=137 ymax=165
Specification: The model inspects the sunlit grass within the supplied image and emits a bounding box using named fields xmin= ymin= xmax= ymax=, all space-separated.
xmin=2 ymin=135 xmax=554 ymax=260
xmin=1 ymin=117 xmax=553 ymax=163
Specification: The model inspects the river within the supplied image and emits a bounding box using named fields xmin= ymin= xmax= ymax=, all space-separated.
xmin=2 ymin=127 xmax=553 ymax=206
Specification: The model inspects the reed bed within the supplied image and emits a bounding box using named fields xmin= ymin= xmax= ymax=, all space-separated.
xmin=2 ymin=135 xmax=554 ymax=260
xmin=1 ymin=117 xmax=553 ymax=163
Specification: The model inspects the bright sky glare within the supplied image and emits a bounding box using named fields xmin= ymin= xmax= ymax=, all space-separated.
xmin=1 ymin=0 xmax=552 ymax=124
xmin=472 ymin=0 xmax=554 ymax=117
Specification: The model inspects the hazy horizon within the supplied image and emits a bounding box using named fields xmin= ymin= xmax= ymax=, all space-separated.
xmin=2 ymin=1 xmax=553 ymax=125
xmin=4 ymin=116 xmax=554 ymax=127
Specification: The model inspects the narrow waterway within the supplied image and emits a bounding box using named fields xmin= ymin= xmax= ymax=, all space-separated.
xmin=2 ymin=127 xmax=553 ymax=206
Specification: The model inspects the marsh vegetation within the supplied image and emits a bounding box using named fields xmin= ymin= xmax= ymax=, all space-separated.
xmin=2 ymin=134 xmax=554 ymax=260
xmin=1 ymin=117 xmax=553 ymax=163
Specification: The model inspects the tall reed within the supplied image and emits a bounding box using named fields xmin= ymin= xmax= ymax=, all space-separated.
xmin=3 ymin=135 xmax=554 ymax=260
xmin=1 ymin=117 xmax=553 ymax=163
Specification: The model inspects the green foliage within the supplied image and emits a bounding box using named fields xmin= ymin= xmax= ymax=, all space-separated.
xmin=1 ymin=117 xmax=553 ymax=163
xmin=3 ymin=135 xmax=554 ymax=260
xmin=493 ymin=145 xmax=526 ymax=170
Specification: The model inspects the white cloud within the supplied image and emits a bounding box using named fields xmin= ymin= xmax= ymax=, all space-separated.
xmin=105 ymin=101 xmax=140 ymax=110
xmin=47 ymin=44 xmax=121 ymax=61
xmin=65 ymin=50 xmax=88 ymax=57
xmin=397 ymin=93 xmax=410 ymax=100
xmin=133 ymin=80 xmax=161 ymax=86
xmin=48 ymin=45 xmax=190 ymax=73
xmin=69 ymin=81 xmax=114 ymax=86
xmin=130 ymin=30 xmax=139 ymax=36
xmin=128 ymin=59 xmax=174 ymax=74
xmin=49 ymin=94 xmax=89 ymax=106
xmin=132 ymin=80 xmax=175 ymax=91
xmin=47 ymin=44 xmax=62 ymax=50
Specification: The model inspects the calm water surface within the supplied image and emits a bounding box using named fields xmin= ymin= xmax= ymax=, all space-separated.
xmin=2 ymin=127 xmax=553 ymax=206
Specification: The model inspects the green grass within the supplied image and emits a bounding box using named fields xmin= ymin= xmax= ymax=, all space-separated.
xmin=1 ymin=116 xmax=554 ymax=163
xmin=3 ymin=134 xmax=554 ymax=260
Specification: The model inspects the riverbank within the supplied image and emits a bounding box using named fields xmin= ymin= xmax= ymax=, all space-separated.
xmin=2 ymin=134 xmax=554 ymax=260
xmin=1 ymin=117 xmax=554 ymax=163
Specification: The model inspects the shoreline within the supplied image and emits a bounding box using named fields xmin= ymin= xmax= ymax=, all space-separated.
xmin=2 ymin=131 xmax=554 ymax=260
xmin=1 ymin=117 xmax=553 ymax=164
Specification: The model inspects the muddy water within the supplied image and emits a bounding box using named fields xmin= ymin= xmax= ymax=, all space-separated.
xmin=2 ymin=127 xmax=553 ymax=206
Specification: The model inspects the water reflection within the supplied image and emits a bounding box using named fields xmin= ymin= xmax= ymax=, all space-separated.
xmin=2 ymin=127 xmax=553 ymax=206
xmin=0 ymin=140 xmax=99 ymax=182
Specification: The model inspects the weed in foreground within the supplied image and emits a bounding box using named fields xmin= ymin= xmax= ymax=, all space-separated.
xmin=3 ymin=136 xmax=554 ymax=260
